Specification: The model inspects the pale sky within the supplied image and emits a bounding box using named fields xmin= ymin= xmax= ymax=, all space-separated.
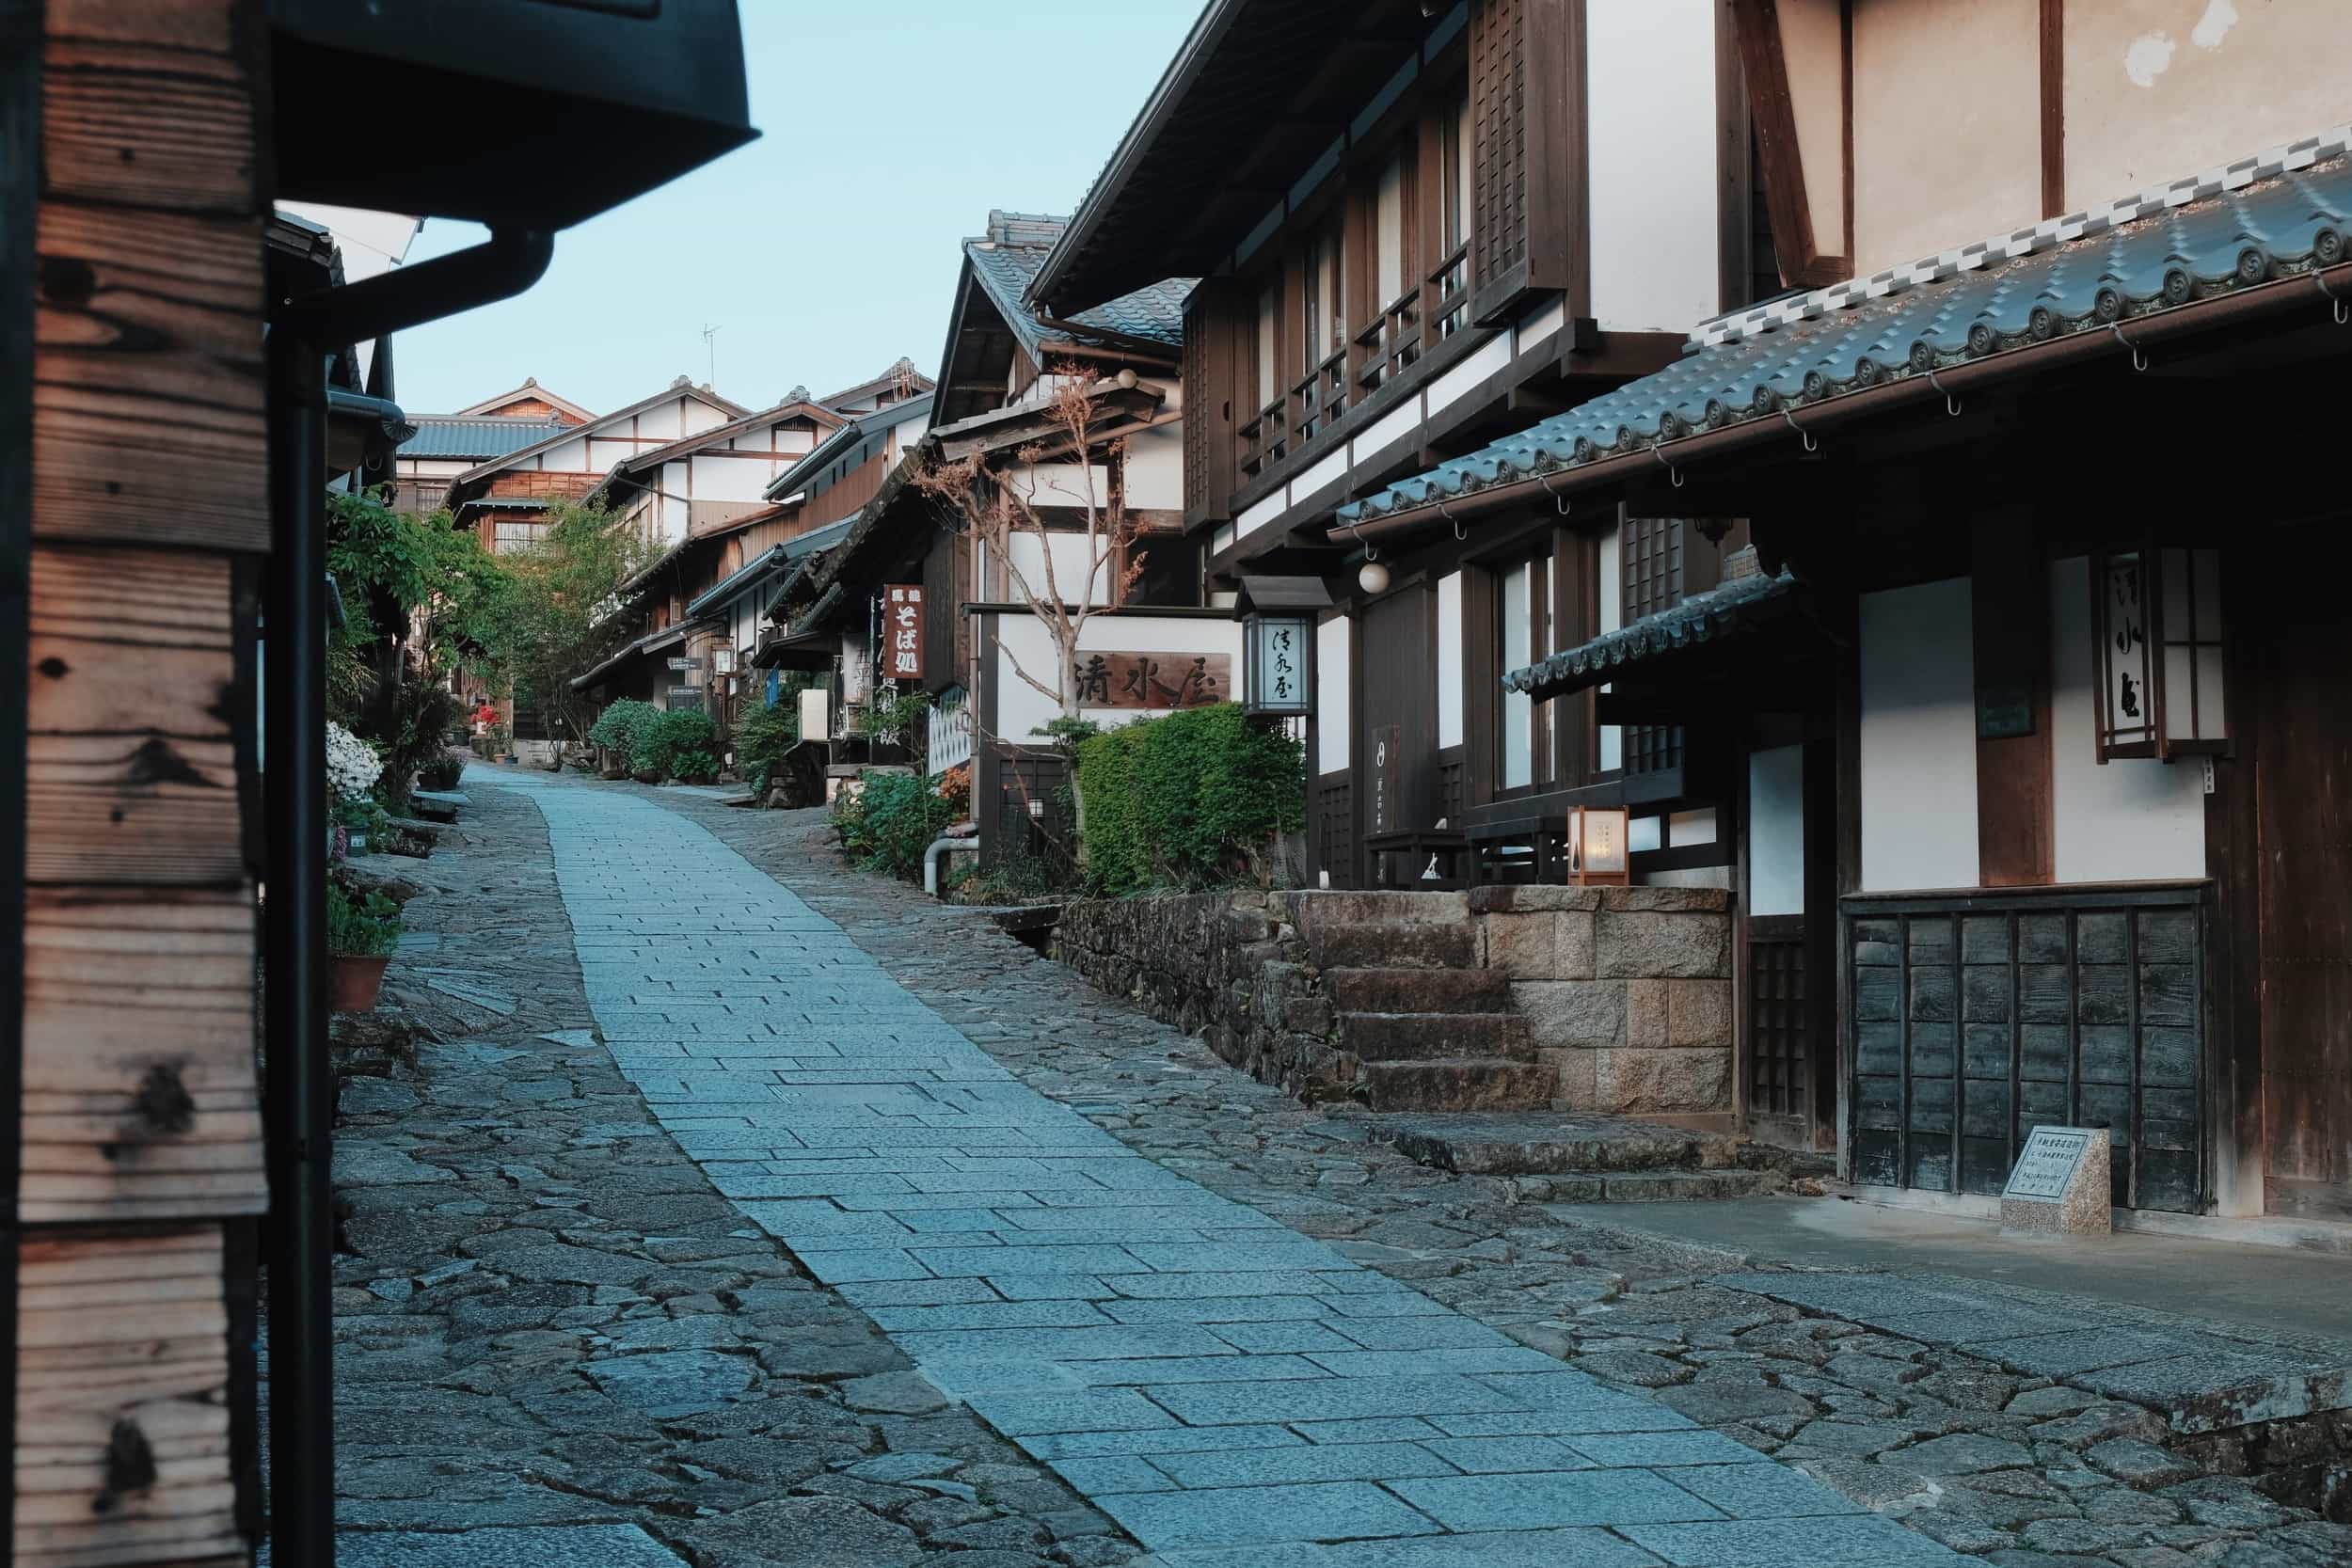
xmin=392 ymin=2 xmax=1200 ymax=419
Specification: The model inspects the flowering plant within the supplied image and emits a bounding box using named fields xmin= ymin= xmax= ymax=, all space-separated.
xmin=326 ymin=721 xmax=383 ymax=806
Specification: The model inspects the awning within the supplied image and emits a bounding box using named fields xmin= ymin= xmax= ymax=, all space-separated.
xmin=569 ymin=625 xmax=688 ymax=692
xmin=1335 ymin=130 xmax=2352 ymax=544
xmin=1505 ymin=568 xmax=1805 ymax=703
xmin=752 ymin=622 xmax=838 ymax=673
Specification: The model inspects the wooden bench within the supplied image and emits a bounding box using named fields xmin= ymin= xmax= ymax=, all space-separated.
xmin=1361 ymin=829 xmax=1470 ymax=890
xmin=1461 ymin=805 xmax=1571 ymax=886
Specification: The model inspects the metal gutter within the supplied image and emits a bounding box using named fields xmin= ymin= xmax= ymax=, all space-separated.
xmin=1329 ymin=261 xmax=2352 ymax=548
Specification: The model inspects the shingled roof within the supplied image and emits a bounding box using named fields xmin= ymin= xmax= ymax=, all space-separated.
xmin=1505 ymin=567 xmax=1807 ymax=702
xmin=964 ymin=212 xmax=1191 ymax=360
xmin=1338 ymin=130 xmax=2352 ymax=535
xmin=402 ymin=415 xmax=566 ymax=461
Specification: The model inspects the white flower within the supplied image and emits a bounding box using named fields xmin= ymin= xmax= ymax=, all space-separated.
xmin=327 ymin=721 xmax=383 ymax=805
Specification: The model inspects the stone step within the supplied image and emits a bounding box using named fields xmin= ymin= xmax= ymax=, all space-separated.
xmin=1305 ymin=920 xmax=1479 ymax=972
xmin=1364 ymin=1111 xmax=1740 ymax=1176
xmin=1356 ymin=1058 xmax=1555 ymax=1113
xmin=1339 ymin=1010 xmax=1535 ymax=1064
xmin=1327 ymin=966 xmax=1514 ymax=1015
xmin=1531 ymin=1168 xmax=1785 ymax=1202
xmin=1286 ymin=890 xmax=1470 ymax=926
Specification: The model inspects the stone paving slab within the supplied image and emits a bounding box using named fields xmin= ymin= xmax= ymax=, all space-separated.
xmin=492 ymin=773 xmax=1951 ymax=1563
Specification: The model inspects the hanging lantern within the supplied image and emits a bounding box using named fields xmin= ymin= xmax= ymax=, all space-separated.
xmin=2090 ymin=546 xmax=2225 ymax=763
xmin=1233 ymin=576 xmax=1330 ymax=718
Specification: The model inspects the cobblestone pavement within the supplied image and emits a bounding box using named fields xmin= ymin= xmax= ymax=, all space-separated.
xmin=324 ymin=778 xmax=1137 ymax=1568
xmin=600 ymin=774 xmax=2352 ymax=1568
xmin=492 ymin=769 xmax=1958 ymax=1568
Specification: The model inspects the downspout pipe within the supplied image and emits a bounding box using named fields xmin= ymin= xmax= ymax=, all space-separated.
xmin=262 ymin=228 xmax=553 ymax=1568
xmin=923 ymin=835 xmax=965 ymax=898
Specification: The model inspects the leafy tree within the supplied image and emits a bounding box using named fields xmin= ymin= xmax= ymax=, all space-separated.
xmin=486 ymin=504 xmax=658 ymax=766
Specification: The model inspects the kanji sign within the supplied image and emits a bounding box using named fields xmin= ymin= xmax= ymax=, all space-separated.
xmin=883 ymin=584 xmax=924 ymax=682
xmin=1070 ymin=651 xmax=1230 ymax=711
xmin=1244 ymin=613 xmax=1312 ymax=716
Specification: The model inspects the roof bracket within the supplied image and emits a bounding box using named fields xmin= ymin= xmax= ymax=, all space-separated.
xmin=1781 ymin=407 xmax=1819 ymax=453
xmin=2108 ymin=322 xmax=2149 ymax=372
xmin=2317 ymin=268 xmax=2350 ymax=325
xmin=1653 ymin=446 xmax=1685 ymax=488
xmin=1539 ymin=472 xmax=1572 ymax=515
xmin=1927 ymin=369 xmax=1962 ymax=417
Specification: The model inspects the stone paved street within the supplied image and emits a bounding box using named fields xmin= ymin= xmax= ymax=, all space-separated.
xmin=492 ymin=769 xmax=1955 ymax=1567
xmin=323 ymin=765 xmax=2352 ymax=1568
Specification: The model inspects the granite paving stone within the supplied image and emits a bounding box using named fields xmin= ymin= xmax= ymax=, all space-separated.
xmin=454 ymin=772 xmax=2352 ymax=1568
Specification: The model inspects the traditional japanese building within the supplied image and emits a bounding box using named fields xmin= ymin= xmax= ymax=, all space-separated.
xmin=1328 ymin=2 xmax=2352 ymax=1224
xmin=389 ymin=377 xmax=591 ymax=515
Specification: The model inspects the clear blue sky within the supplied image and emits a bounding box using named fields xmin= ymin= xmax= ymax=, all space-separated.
xmin=394 ymin=2 xmax=1200 ymax=418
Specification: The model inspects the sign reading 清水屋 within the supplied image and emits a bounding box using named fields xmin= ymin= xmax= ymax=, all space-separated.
xmin=883 ymin=585 xmax=923 ymax=682
xmin=1070 ymin=652 xmax=1230 ymax=711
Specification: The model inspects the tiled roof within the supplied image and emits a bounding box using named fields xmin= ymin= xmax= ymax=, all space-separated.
xmin=965 ymin=214 xmax=1190 ymax=359
xmin=1340 ymin=131 xmax=2352 ymax=530
xmin=1504 ymin=568 xmax=1804 ymax=702
xmin=403 ymin=416 xmax=565 ymax=460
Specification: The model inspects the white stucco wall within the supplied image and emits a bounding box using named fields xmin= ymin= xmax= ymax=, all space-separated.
xmin=1748 ymin=744 xmax=1805 ymax=916
xmin=1585 ymin=0 xmax=1724 ymax=331
xmin=1004 ymin=532 xmax=1114 ymax=608
xmin=1859 ymin=577 xmax=1979 ymax=892
xmin=1316 ymin=615 xmax=1350 ymax=775
xmin=1437 ymin=571 xmax=1464 ymax=751
xmin=2048 ymin=555 xmax=2205 ymax=882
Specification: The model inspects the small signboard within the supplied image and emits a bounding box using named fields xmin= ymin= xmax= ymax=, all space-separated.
xmin=666 ymin=656 xmax=698 ymax=672
xmin=1070 ymin=651 xmax=1230 ymax=711
xmin=1367 ymin=723 xmax=1402 ymax=836
xmin=665 ymin=687 xmax=704 ymax=710
xmin=1976 ymin=681 xmax=2035 ymax=740
xmin=2000 ymin=1125 xmax=2110 ymax=1237
xmin=884 ymin=584 xmax=924 ymax=682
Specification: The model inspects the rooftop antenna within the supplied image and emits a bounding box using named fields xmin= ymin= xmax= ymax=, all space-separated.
xmin=700 ymin=322 xmax=721 ymax=388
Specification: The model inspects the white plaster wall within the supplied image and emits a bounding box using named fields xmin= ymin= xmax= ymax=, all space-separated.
xmin=1859 ymin=578 xmax=1979 ymax=892
xmin=1597 ymin=520 xmax=1623 ymax=772
xmin=1127 ymin=418 xmax=1187 ymax=512
xmin=1427 ymin=334 xmax=1514 ymax=419
xmin=1669 ymin=807 xmax=1718 ymax=846
xmin=1585 ymin=0 xmax=1725 ymax=330
xmin=543 ymin=436 xmax=587 ymax=470
xmin=1748 ymin=743 xmax=1805 ymax=917
xmin=682 ymin=401 xmax=726 ymax=436
xmin=1437 ymin=571 xmax=1464 ymax=751
xmin=1005 ymin=532 xmax=1113 ymax=608
xmin=1237 ymin=490 xmax=1287 ymax=541
xmin=2048 ymin=555 xmax=2205 ymax=882
xmin=1009 ymin=460 xmax=1111 ymax=510
xmin=1316 ymin=615 xmax=1351 ymax=774
xmin=990 ymin=613 xmax=1247 ymax=746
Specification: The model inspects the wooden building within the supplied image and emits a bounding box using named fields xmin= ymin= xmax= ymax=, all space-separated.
xmin=1030 ymin=0 xmax=1782 ymax=901
xmin=1325 ymin=3 xmax=2352 ymax=1222
xmin=390 ymin=378 xmax=591 ymax=515
xmin=751 ymin=212 xmax=1246 ymax=862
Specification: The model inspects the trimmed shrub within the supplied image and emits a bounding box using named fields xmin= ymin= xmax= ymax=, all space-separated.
xmin=588 ymin=699 xmax=659 ymax=764
xmin=733 ymin=689 xmax=799 ymax=795
xmin=630 ymin=707 xmax=716 ymax=780
xmin=832 ymin=770 xmax=958 ymax=883
xmin=1075 ymin=704 xmax=1305 ymax=896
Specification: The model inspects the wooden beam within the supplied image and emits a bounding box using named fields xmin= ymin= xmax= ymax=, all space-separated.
xmin=1970 ymin=514 xmax=2053 ymax=889
xmin=2039 ymin=0 xmax=2064 ymax=218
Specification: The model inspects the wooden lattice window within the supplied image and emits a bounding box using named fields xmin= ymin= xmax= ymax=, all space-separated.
xmin=1747 ymin=916 xmax=1807 ymax=1117
xmin=1621 ymin=517 xmax=1684 ymax=774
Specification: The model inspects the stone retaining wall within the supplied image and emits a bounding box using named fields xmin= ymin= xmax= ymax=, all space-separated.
xmin=1051 ymin=886 xmax=1733 ymax=1116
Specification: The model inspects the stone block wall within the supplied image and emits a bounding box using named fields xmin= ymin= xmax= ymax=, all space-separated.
xmin=1472 ymin=886 xmax=1734 ymax=1117
xmin=1052 ymin=886 xmax=1735 ymax=1116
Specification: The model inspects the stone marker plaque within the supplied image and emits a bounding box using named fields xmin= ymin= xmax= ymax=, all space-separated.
xmin=2001 ymin=1126 xmax=2110 ymax=1237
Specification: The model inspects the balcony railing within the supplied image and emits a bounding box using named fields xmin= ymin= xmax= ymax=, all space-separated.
xmin=1355 ymin=285 xmax=1422 ymax=396
xmin=1292 ymin=346 xmax=1350 ymax=448
xmin=1428 ymin=243 xmax=1471 ymax=342
xmin=1240 ymin=394 xmax=1289 ymax=482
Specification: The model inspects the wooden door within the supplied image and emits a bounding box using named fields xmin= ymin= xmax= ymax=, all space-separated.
xmin=1359 ymin=584 xmax=1438 ymax=882
xmin=2257 ymin=539 xmax=2352 ymax=1219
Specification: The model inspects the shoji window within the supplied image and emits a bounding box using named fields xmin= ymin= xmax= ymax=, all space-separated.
xmin=1499 ymin=551 xmax=1555 ymax=792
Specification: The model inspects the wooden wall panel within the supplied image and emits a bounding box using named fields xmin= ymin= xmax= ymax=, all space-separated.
xmin=13 ymin=1227 xmax=240 ymax=1567
xmin=18 ymin=0 xmax=266 ymax=1559
xmin=1180 ymin=279 xmax=1243 ymax=531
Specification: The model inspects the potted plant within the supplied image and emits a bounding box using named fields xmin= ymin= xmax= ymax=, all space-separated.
xmin=419 ymin=751 xmax=467 ymax=792
xmin=326 ymin=879 xmax=403 ymax=1011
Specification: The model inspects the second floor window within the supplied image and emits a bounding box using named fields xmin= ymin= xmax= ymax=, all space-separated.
xmin=1375 ymin=148 xmax=1407 ymax=312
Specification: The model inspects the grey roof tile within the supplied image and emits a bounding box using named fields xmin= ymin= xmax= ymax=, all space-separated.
xmin=964 ymin=214 xmax=1191 ymax=361
xmin=1342 ymin=136 xmax=2352 ymax=529
xmin=403 ymin=416 xmax=566 ymax=460
xmin=1504 ymin=569 xmax=1804 ymax=701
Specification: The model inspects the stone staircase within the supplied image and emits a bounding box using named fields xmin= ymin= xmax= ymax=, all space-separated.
xmin=1300 ymin=895 xmax=1554 ymax=1114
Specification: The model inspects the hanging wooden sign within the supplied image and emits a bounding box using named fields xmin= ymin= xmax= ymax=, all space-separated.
xmin=883 ymin=584 xmax=924 ymax=682
xmin=1070 ymin=651 xmax=1231 ymax=710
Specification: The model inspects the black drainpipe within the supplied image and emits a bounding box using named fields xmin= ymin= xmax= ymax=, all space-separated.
xmin=262 ymin=228 xmax=552 ymax=1567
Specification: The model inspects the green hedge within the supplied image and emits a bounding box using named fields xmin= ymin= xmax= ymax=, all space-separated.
xmin=630 ymin=707 xmax=715 ymax=778
xmin=588 ymin=698 xmax=658 ymax=760
xmin=832 ymin=770 xmax=958 ymax=882
xmin=1074 ymin=704 xmax=1304 ymax=896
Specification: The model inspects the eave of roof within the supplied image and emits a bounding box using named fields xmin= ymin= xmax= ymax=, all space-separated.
xmin=1033 ymin=0 xmax=1451 ymax=313
xmin=455 ymin=379 xmax=596 ymax=422
xmin=759 ymin=393 xmax=936 ymax=501
xmin=930 ymin=381 xmax=1166 ymax=461
xmin=1335 ymin=131 xmax=2352 ymax=544
xmin=684 ymin=516 xmax=853 ymax=621
xmin=570 ymin=624 xmax=691 ymax=692
xmin=586 ymin=398 xmax=845 ymax=505
xmin=1506 ymin=569 xmax=1805 ymax=703
xmin=817 ymin=358 xmax=937 ymax=410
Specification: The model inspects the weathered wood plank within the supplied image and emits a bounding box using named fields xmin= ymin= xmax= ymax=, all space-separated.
xmin=30 ymin=547 xmax=236 ymax=736
xmin=40 ymin=35 xmax=254 ymax=212
xmin=24 ymin=734 xmax=242 ymax=885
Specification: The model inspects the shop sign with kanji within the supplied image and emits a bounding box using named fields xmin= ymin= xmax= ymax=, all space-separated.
xmin=883 ymin=584 xmax=923 ymax=681
xmin=1070 ymin=651 xmax=1230 ymax=710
